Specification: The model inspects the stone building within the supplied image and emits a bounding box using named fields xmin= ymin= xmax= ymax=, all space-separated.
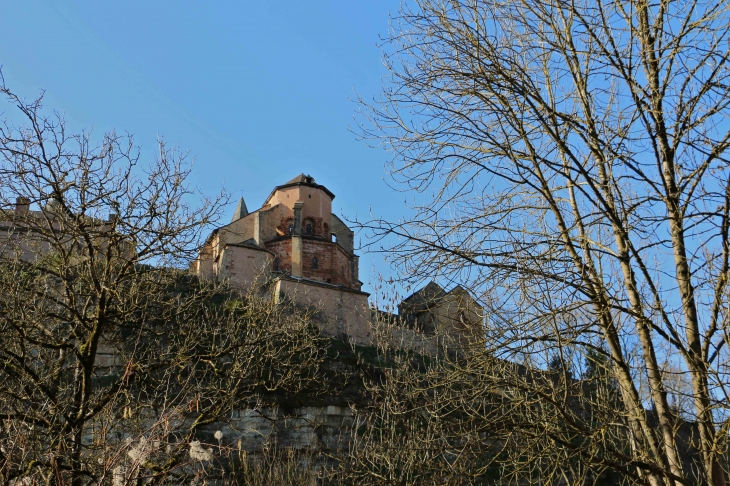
xmin=192 ymin=174 xmax=485 ymax=351
xmin=398 ymin=281 xmax=484 ymax=350
xmin=0 ymin=197 xmax=53 ymax=262
xmin=0 ymin=196 xmax=134 ymax=263
xmin=192 ymin=174 xmax=372 ymax=343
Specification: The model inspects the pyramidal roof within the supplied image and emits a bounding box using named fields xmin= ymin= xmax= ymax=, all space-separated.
xmin=403 ymin=281 xmax=446 ymax=304
xmin=285 ymin=173 xmax=314 ymax=185
xmin=264 ymin=174 xmax=336 ymax=205
xmin=231 ymin=197 xmax=249 ymax=222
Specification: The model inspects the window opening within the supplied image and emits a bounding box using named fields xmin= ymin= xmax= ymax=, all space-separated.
xmin=312 ymin=257 xmax=319 ymax=270
xmin=305 ymin=223 xmax=313 ymax=235
xmin=289 ymin=225 xmax=294 ymax=235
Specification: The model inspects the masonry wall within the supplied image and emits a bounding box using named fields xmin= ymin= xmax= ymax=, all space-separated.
xmin=329 ymin=214 xmax=354 ymax=254
xmin=265 ymin=238 xmax=293 ymax=272
xmin=218 ymin=245 xmax=274 ymax=289
xmin=348 ymin=256 xmax=359 ymax=290
xmin=219 ymin=405 xmax=354 ymax=453
xmin=368 ymin=306 xmax=484 ymax=357
xmin=0 ymin=225 xmax=52 ymax=262
xmin=0 ymin=215 xmax=134 ymax=264
xmin=195 ymin=246 xmax=214 ymax=279
xmin=431 ymin=292 xmax=484 ymax=350
xmin=265 ymin=237 xmax=357 ymax=289
xmin=377 ymin=326 xmax=478 ymax=357
xmin=265 ymin=185 xmax=333 ymax=228
xmin=300 ymin=238 xmax=352 ymax=287
xmin=275 ymin=279 xmax=371 ymax=344
xmin=219 ymin=213 xmax=256 ymax=247
xmin=256 ymin=204 xmax=287 ymax=245
xmin=370 ymin=325 xmax=441 ymax=356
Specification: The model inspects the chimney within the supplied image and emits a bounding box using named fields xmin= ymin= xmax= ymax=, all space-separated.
xmin=105 ymin=213 xmax=119 ymax=232
xmin=14 ymin=197 xmax=30 ymax=216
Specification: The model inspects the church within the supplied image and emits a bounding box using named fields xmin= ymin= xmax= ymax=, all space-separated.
xmin=191 ymin=174 xmax=483 ymax=350
xmin=192 ymin=174 xmax=373 ymax=342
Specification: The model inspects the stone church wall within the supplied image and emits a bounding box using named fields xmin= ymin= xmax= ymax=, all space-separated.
xmin=275 ymin=278 xmax=371 ymax=344
xmin=265 ymin=238 xmax=293 ymax=272
xmin=300 ymin=237 xmax=353 ymax=287
xmin=255 ymin=203 xmax=286 ymax=246
xmin=329 ymin=214 xmax=354 ymax=255
xmin=218 ymin=213 xmax=256 ymax=248
xmin=218 ymin=245 xmax=274 ymax=289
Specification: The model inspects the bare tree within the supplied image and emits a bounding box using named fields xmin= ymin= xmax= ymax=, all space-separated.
xmin=354 ymin=0 xmax=730 ymax=484
xmin=0 ymin=77 xmax=328 ymax=485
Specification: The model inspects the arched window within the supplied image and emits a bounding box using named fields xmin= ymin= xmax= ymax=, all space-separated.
xmin=273 ymin=258 xmax=280 ymax=271
xmin=312 ymin=257 xmax=319 ymax=270
xmin=305 ymin=223 xmax=313 ymax=235
xmin=288 ymin=224 xmax=294 ymax=235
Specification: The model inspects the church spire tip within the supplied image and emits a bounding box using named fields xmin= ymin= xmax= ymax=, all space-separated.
xmin=231 ymin=197 xmax=249 ymax=222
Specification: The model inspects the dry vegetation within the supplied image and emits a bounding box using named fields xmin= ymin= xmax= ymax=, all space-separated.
xmin=0 ymin=78 xmax=328 ymax=485
xmin=352 ymin=0 xmax=730 ymax=484
xmin=5 ymin=0 xmax=730 ymax=482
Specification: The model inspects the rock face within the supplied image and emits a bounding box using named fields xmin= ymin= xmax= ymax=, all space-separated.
xmin=206 ymin=405 xmax=355 ymax=453
xmin=193 ymin=338 xmax=372 ymax=464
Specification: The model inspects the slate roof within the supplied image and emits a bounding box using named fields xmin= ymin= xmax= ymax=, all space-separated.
xmin=231 ymin=197 xmax=249 ymax=222
xmin=400 ymin=281 xmax=447 ymax=312
xmin=399 ymin=282 xmax=481 ymax=313
xmin=264 ymin=174 xmax=336 ymax=204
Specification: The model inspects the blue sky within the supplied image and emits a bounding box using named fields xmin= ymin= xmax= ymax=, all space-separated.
xmin=0 ymin=0 xmax=407 ymax=293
